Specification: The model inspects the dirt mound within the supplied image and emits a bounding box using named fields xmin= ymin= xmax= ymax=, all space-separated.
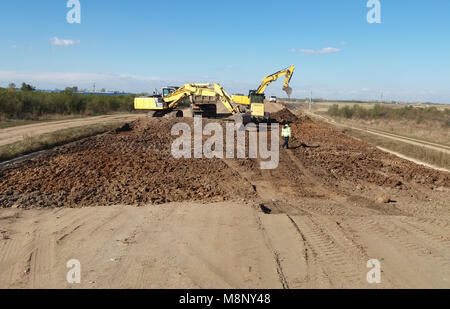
xmin=289 ymin=118 xmax=450 ymax=190
xmin=0 ymin=118 xmax=256 ymax=208
xmin=264 ymin=103 xmax=285 ymax=114
xmin=1 ymin=109 xmax=448 ymax=209
xmin=270 ymin=108 xmax=299 ymax=123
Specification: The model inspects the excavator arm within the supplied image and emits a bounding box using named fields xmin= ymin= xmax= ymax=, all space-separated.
xmin=161 ymin=83 xmax=240 ymax=114
xmin=254 ymin=65 xmax=295 ymax=97
xmin=212 ymin=83 xmax=240 ymax=114
xmin=135 ymin=83 xmax=246 ymax=121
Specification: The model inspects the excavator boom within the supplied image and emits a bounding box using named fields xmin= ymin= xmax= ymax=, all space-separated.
xmin=255 ymin=65 xmax=295 ymax=97
xmin=212 ymin=83 xmax=240 ymax=114
xmin=135 ymin=83 xmax=240 ymax=116
xmin=231 ymin=65 xmax=295 ymax=109
xmin=164 ymin=83 xmax=239 ymax=114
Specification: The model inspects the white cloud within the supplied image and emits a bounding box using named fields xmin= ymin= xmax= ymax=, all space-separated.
xmin=50 ymin=37 xmax=80 ymax=46
xmin=290 ymin=47 xmax=341 ymax=55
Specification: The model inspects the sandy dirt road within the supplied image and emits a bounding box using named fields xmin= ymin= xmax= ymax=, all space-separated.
xmin=0 ymin=108 xmax=449 ymax=289
xmin=0 ymin=114 xmax=142 ymax=147
xmin=1 ymin=201 xmax=449 ymax=289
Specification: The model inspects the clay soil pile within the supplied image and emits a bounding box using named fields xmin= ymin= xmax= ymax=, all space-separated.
xmin=0 ymin=118 xmax=256 ymax=208
xmin=269 ymin=108 xmax=449 ymax=196
xmin=288 ymin=113 xmax=450 ymax=190
xmin=270 ymin=108 xmax=300 ymax=123
xmin=0 ymin=109 xmax=449 ymax=209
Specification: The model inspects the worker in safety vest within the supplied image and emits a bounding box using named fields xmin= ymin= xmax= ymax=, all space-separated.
xmin=281 ymin=123 xmax=292 ymax=149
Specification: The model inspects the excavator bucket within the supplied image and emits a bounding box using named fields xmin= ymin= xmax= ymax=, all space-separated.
xmin=283 ymin=86 xmax=293 ymax=98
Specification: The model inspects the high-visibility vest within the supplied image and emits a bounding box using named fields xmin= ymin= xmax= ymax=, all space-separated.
xmin=281 ymin=126 xmax=292 ymax=138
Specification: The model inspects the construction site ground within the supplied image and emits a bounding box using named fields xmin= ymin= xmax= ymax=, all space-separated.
xmin=0 ymin=105 xmax=449 ymax=289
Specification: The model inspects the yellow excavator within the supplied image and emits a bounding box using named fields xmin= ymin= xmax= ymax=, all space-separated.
xmin=135 ymin=83 xmax=250 ymax=123
xmin=232 ymin=65 xmax=295 ymax=119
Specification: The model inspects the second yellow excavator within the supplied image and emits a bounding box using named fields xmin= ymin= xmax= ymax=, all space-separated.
xmin=232 ymin=65 xmax=295 ymax=118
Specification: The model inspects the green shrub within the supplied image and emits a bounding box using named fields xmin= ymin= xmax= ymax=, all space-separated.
xmin=328 ymin=104 xmax=340 ymax=117
xmin=0 ymin=89 xmax=135 ymax=120
xmin=341 ymin=106 xmax=354 ymax=118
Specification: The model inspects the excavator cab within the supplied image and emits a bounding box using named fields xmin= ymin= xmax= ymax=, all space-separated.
xmin=162 ymin=87 xmax=188 ymax=107
xmin=247 ymin=90 xmax=266 ymax=118
xmin=248 ymin=90 xmax=265 ymax=103
xmin=231 ymin=90 xmax=266 ymax=118
xmin=162 ymin=87 xmax=177 ymax=97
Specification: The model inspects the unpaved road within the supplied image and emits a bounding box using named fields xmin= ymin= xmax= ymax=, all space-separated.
xmin=1 ymin=201 xmax=449 ymax=289
xmin=1 ymin=108 xmax=449 ymax=289
xmin=0 ymin=114 xmax=142 ymax=146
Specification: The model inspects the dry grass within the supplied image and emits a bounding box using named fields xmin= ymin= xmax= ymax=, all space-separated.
xmin=0 ymin=121 xmax=127 ymax=163
xmin=344 ymin=128 xmax=450 ymax=169
xmin=319 ymin=103 xmax=449 ymax=148
xmin=335 ymin=118 xmax=450 ymax=146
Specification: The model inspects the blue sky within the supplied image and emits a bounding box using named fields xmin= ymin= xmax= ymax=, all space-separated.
xmin=1 ymin=0 xmax=449 ymax=103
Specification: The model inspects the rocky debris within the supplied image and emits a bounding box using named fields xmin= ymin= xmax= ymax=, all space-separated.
xmin=0 ymin=110 xmax=448 ymax=209
xmin=289 ymin=117 xmax=450 ymax=190
xmin=376 ymin=194 xmax=392 ymax=204
xmin=0 ymin=118 xmax=256 ymax=208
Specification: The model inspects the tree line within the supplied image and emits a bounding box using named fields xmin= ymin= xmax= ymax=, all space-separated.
xmin=0 ymin=83 xmax=136 ymax=120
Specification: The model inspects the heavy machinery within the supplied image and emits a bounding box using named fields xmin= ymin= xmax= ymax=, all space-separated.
xmin=232 ymin=65 xmax=295 ymax=120
xmin=134 ymin=83 xmax=249 ymax=122
xmin=134 ymin=86 xmax=184 ymax=117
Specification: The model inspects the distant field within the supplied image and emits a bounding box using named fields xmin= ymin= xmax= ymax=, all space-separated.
xmin=322 ymin=103 xmax=450 ymax=145
xmin=342 ymin=127 xmax=450 ymax=170
xmin=332 ymin=117 xmax=450 ymax=147
xmin=285 ymin=99 xmax=448 ymax=111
